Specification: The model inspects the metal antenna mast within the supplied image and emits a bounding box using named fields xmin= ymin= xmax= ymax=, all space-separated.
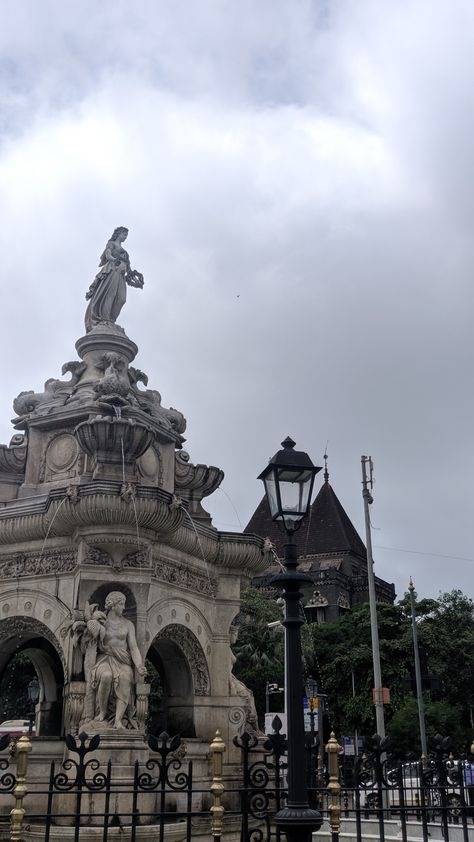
xmin=361 ymin=456 xmax=386 ymax=739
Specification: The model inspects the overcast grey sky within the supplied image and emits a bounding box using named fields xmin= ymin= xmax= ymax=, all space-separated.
xmin=0 ymin=0 xmax=473 ymax=602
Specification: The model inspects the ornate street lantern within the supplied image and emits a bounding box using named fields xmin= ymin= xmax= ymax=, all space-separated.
xmin=258 ymin=437 xmax=321 ymax=534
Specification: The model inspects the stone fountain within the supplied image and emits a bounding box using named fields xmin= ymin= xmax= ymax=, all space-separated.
xmin=0 ymin=228 xmax=270 ymax=830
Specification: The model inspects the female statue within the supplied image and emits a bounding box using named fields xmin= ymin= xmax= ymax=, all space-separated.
xmin=87 ymin=592 xmax=146 ymax=729
xmin=85 ymin=227 xmax=144 ymax=332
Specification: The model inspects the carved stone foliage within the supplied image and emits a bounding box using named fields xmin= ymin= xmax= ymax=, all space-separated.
xmin=0 ymin=548 xmax=76 ymax=579
xmin=157 ymin=624 xmax=210 ymax=696
xmin=153 ymin=558 xmax=217 ymax=597
xmin=82 ymin=546 xmax=112 ymax=566
xmin=124 ymin=550 xmax=150 ymax=568
xmin=82 ymin=546 xmax=150 ymax=572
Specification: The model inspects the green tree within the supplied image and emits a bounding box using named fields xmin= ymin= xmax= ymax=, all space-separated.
xmin=0 ymin=653 xmax=37 ymax=722
xmin=232 ymin=588 xmax=284 ymax=720
xmin=302 ymin=601 xmax=413 ymax=738
xmin=388 ymin=696 xmax=467 ymax=757
xmin=303 ymin=591 xmax=474 ymax=752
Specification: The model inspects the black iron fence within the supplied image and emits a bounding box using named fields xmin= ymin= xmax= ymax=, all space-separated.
xmin=0 ymin=724 xmax=473 ymax=842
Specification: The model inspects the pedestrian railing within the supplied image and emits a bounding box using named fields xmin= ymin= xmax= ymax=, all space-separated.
xmin=0 ymin=724 xmax=472 ymax=842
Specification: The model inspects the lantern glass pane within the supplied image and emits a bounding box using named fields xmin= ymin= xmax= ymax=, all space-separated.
xmin=278 ymin=473 xmax=313 ymax=514
xmin=264 ymin=473 xmax=280 ymax=519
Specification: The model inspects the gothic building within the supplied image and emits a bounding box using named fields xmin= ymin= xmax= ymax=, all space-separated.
xmin=245 ymin=463 xmax=395 ymax=623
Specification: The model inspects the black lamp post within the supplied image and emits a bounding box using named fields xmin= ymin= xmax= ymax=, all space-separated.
xmin=27 ymin=677 xmax=40 ymax=736
xmin=258 ymin=437 xmax=323 ymax=842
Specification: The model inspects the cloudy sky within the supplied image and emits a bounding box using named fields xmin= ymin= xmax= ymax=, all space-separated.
xmin=0 ymin=0 xmax=473 ymax=602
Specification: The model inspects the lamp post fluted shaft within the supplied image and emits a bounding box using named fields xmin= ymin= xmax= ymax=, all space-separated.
xmin=272 ymin=537 xmax=322 ymax=842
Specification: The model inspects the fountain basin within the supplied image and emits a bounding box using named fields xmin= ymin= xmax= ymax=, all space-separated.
xmin=75 ymin=417 xmax=154 ymax=480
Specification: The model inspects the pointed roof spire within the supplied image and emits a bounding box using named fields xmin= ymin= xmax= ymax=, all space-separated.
xmin=323 ymin=443 xmax=329 ymax=483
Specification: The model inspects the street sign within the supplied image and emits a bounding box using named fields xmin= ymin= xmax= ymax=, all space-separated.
xmin=303 ymin=697 xmax=318 ymax=732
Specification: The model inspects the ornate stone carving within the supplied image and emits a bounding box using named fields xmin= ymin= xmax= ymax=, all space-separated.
xmin=71 ymin=592 xmax=146 ymax=730
xmin=12 ymin=363 xmax=86 ymax=425
xmin=123 ymin=550 xmax=150 ymax=569
xmin=66 ymin=485 xmax=80 ymax=504
xmin=44 ymin=433 xmax=80 ymax=479
xmin=82 ymin=546 xmax=112 ymax=566
xmin=306 ymin=589 xmax=328 ymax=608
xmin=153 ymin=558 xmax=217 ymax=597
xmin=63 ymin=681 xmax=87 ymax=735
xmin=337 ymin=592 xmax=350 ymax=610
xmin=174 ymin=451 xmax=224 ymax=520
xmin=120 ymin=482 xmax=137 ymax=502
xmin=85 ymin=227 xmax=144 ymax=333
xmin=94 ymin=352 xmax=131 ymax=405
xmin=129 ymin=367 xmax=186 ymax=434
xmin=157 ymin=624 xmax=210 ymax=696
xmin=136 ymin=682 xmax=150 ymax=730
xmin=0 ymin=548 xmax=76 ymax=579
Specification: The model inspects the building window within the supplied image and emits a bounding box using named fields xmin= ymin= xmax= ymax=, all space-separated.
xmin=316 ymin=607 xmax=326 ymax=625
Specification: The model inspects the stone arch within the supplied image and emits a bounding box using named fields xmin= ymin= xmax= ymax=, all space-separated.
xmin=147 ymin=624 xmax=210 ymax=738
xmin=158 ymin=624 xmax=210 ymax=695
xmin=0 ymin=616 xmax=66 ymax=736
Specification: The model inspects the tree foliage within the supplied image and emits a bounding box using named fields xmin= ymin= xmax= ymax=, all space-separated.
xmin=0 ymin=653 xmax=37 ymax=722
xmin=235 ymin=586 xmax=474 ymax=754
xmin=232 ymin=587 xmax=284 ymax=718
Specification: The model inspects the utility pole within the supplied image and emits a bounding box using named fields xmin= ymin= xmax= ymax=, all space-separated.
xmin=361 ymin=456 xmax=386 ymax=740
xmin=408 ymin=577 xmax=428 ymax=765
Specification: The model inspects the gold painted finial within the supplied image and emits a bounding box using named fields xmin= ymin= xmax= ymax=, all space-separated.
xmin=408 ymin=576 xmax=415 ymax=592
xmin=10 ymin=733 xmax=32 ymax=842
xmin=326 ymin=731 xmax=342 ymax=836
xmin=209 ymin=729 xmax=226 ymax=840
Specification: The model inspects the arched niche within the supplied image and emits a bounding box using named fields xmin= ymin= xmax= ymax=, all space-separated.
xmin=0 ymin=617 xmax=65 ymax=736
xmin=147 ymin=624 xmax=210 ymax=738
xmin=87 ymin=582 xmax=137 ymax=624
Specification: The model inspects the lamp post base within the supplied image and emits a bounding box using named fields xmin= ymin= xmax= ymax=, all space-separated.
xmin=274 ymin=804 xmax=322 ymax=842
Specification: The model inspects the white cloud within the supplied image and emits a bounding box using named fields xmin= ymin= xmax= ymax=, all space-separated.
xmin=0 ymin=0 xmax=473 ymax=601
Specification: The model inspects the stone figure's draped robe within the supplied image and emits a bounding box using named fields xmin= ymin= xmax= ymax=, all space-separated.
xmin=85 ymin=241 xmax=128 ymax=332
xmin=90 ymin=643 xmax=135 ymax=714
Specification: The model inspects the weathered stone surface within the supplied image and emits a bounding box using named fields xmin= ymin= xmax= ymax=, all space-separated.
xmin=0 ymin=229 xmax=265 ymax=773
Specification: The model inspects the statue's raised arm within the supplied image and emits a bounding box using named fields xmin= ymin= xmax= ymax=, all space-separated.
xmin=85 ymin=227 xmax=144 ymax=333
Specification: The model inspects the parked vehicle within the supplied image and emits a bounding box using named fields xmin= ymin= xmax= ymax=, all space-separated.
xmin=0 ymin=719 xmax=35 ymax=738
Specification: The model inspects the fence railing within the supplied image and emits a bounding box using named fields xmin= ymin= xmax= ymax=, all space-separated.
xmin=0 ymin=724 xmax=473 ymax=842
